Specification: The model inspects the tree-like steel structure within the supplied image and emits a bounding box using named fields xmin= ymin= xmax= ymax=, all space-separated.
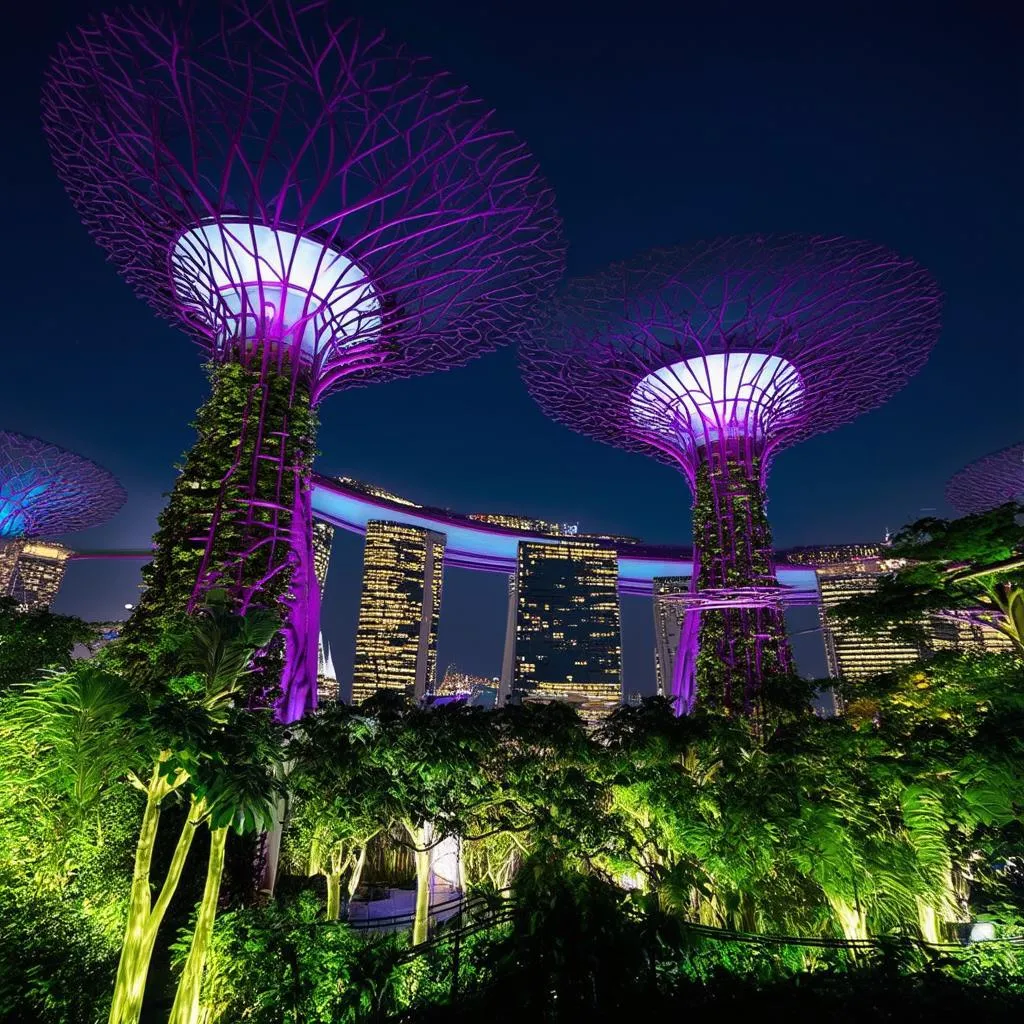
xmin=0 ymin=431 xmax=125 ymax=597
xmin=946 ymin=443 xmax=1024 ymax=515
xmin=521 ymin=236 xmax=940 ymax=715
xmin=43 ymin=0 xmax=564 ymax=720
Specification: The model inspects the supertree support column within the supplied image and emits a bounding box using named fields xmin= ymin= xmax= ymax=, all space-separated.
xmin=688 ymin=452 xmax=791 ymax=712
xmin=520 ymin=236 xmax=941 ymax=716
xmin=946 ymin=443 xmax=1024 ymax=515
xmin=1 ymin=431 xmax=125 ymax=597
xmin=43 ymin=0 xmax=565 ymax=720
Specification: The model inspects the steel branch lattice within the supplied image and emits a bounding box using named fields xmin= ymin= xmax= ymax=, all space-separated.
xmin=43 ymin=0 xmax=564 ymax=719
xmin=521 ymin=235 xmax=941 ymax=714
xmin=946 ymin=443 xmax=1024 ymax=515
xmin=0 ymin=431 xmax=125 ymax=540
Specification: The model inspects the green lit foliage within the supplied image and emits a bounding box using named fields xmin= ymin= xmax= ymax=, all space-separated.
xmin=117 ymin=361 xmax=316 ymax=691
xmin=835 ymin=504 xmax=1024 ymax=655
xmin=0 ymin=665 xmax=146 ymax=1023
xmin=0 ymin=595 xmax=94 ymax=691
xmin=172 ymin=892 xmax=405 ymax=1024
xmin=284 ymin=704 xmax=390 ymax=919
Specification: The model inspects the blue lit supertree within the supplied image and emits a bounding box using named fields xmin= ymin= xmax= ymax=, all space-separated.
xmin=0 ymin=431 xmax=125 ymax=599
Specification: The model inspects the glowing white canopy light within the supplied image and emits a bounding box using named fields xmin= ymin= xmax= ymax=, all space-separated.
xmin=629 ymin=352 xmax=804 ymax=446
xmin=171 ymin=222 xmax=382 ymax=360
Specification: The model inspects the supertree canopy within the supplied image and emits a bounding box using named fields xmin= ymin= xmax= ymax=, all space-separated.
xmin=521 ymin=235 xmax=941 ymax=715
xmin=946 ymin=443 xmax=1024 ymax=515
xmin=0 ymin=431 xmax=125 ymax=540
xmin=0 ymin=431 xmax=125 ymax=599
xmin=43 ymin=0 xmax=564 ymax=719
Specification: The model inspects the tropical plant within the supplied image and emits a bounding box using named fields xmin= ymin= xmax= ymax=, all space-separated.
xmin=0 ymin=595 xmax=94 ymax=691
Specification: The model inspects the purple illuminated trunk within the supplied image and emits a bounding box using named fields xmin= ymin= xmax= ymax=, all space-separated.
xmin=674 ymin=443 xmax=792 ymax=716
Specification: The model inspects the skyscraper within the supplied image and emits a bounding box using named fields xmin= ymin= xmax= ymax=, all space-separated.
xmin=317 ymin=632 xmax=339 ymax=703
xmin=814 ymin=549 xmax=925 ymax=682
xmin=928 ymin=615 xmax=1016 ymax=656
xmin=352 ymin=521 xmax=445 ymax=704
xmin=0 ymin=540 xmax=73 ymax=609
xmin=652 ymin=575 xmax=690 ymax=696
xmin=511 ymin=538 xmax=622 ymax=721
xmin=312 ymin=519 xmax=334 ymax=597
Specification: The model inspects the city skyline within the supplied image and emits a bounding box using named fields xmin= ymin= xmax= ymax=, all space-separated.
xmin=4 ymin=1 xmax=1019 ymax=694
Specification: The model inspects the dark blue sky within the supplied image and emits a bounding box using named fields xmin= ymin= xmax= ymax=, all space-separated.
xmin=2 ymin=0 xmax=1020 ymax=694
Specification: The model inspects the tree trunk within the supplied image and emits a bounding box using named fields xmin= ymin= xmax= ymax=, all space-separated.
xmin=830 ymin=897 xmax=868 ymax=943
xmin=405 ymin=822 xmax=432 ymax=946
xmin=457 ymin=836 xmax=469 ymax=893
xmin=108 ymin=780 xmax=199 ymax=1024
xmin=168 ymin=826 xmax=229 ymax=1024
xmin=257 ymin=794 xmax=287 ymax=896
xmin=347 ymin=845 xmax=368 ymax=900
xmin=917 ymin=899 xmax=941 ymax=945
xmin=326 ymin=870 xmax=342 ymax=921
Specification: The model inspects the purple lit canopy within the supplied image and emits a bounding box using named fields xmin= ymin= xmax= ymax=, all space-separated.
xmin=946 ymin=443 xmax=1024 ymax=515
xmin=41 ymin=0 xmax=564 ymax=403
xmin=521 ymin=235 xmax=941 ymax=714
xmin=521 ymin=236 xmax=941 ymax=483
xmin=0 ymin=431 xmax=125 ymax=540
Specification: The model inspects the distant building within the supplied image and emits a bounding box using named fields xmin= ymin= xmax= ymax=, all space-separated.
xmin=652 ymin=575 xmax=690 ymax=696
xmin=467 ymin=512 xmax=564 ymax=535
xmin=312 ymin=519 xmax=334 ymax=597
xmin=433 ymin=664 xmax=494 ymax=702
xmin=510 ymin=538 xmax=622 ymax=722
xmin=317 ymin=631 xmax=339 ymax=703
xmin=815 ymin=548 xmax=926 ymax=682
xmin=335 ymin=476 xmax=422 ymax=508
xmin=352 ymin=520 xmax=445 ymax=704
xmin=0 ymin=539 xmax=73 ymax=609
xmin=928 ymin=614 xmax=1015 ymax=656
xmin=499 ymin=573 xmax=517 ymax=703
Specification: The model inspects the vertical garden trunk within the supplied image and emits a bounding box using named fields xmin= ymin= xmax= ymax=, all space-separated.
xmin=108 ymin=782 xmax=200 ymax=1024
xmin=688 ymin=452 xmax=792 ymax=715
xmin=117 ymin=361 xmax=318 ymax=721
xmin=168 ymin=826 xmax=229 ymax=1024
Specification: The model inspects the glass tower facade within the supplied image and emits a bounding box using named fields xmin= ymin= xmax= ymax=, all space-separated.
xmin=0 ymin=539 xmax=73 ymax=609
xmin=352 ymin=520 xmax=445 ymax=704
xmin=815 ymin=549 xmax=925 ymax=682
xmin=312 ymin=519 xmax=334 ymax=597
xmin=652 ymin=575 xmax=690 ymax=696
xmin=511 ymin=538 xmax=622 ymax=721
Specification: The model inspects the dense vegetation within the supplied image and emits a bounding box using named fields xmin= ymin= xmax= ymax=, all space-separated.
xmin=1 ymin=509 xmax=1023 ymax=1022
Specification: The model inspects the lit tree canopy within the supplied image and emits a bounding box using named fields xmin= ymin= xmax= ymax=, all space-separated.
xmin=42 ymin=0 xmax=565 ymax=404
xmin=0 ymin=431 xmax=125 ymax=539
xmin=946 ymin=443 xmax=1024 ymax=516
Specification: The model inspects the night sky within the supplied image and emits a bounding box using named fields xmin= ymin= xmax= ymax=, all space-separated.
xmin=3 ymin=1 xmax=1020 ymax=696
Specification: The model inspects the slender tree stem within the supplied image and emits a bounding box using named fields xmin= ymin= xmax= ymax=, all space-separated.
xmin=168 ymin=826 xmax=229 ymax=1024
xmin=108 ymin=771 xmax=198 ymax=1024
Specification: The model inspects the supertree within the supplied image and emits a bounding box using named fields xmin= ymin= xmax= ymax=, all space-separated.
xmin=521 ymin=236 xmax=941 ymax=715
xmin=43 ymin=0 xmax=564 ymax=720
xmin=946 ymin=443 xmax=1024 ymax=515
xmin=0 ymin=431 xmax=125 ymax=596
